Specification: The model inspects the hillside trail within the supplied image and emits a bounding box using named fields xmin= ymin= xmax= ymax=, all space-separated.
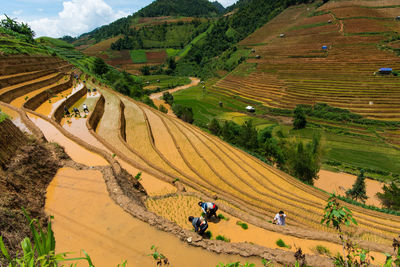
xmin=150 ymin=77 xmax=200 ymax=100
xmin=150 ymin=77 xmax=200 ymax=115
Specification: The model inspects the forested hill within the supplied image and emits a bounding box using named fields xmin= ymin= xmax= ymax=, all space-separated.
xmin=74 ymin=0 xmax=224 ymax=44
xmin=136 ymin=0 xmax=225 ymax=17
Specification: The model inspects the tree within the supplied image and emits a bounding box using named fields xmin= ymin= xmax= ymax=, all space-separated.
xmin=208 ymin=118 xmax=221 ymax=135
xmin=162 ymin=92 xmax=174 ymax=105
xmin=140 ymin=65 xmax=151 ymax=76
xmin=346 ymin=170 xmax=368 ymax=203
xmin=167 ymin=57 xmax=176 ymax=70
xmin=286 ymin=134 xmax=322 ymax=185
xmin=1 ymin=15 xmax=35 ymax=42
xmin=377 ymin=182 xmax=400 ymax=210
xmin=293 ymin=105 xmax=307 ymax=129
xmin=159 ymin=105 xmax=168 ymax=113
xmin=237 ymin=120 xmax=258 ymax=151
xmin=172 ymin=104 xmax=194 ymax=124
xmin=93 ymin=57 xmax=108 ymax=75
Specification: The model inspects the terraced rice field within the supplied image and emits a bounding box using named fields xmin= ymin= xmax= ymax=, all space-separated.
xmin=213 ymin=1 xmax=400 ymax=120
xmin=2 ymin=49 xmax=400 ymax=263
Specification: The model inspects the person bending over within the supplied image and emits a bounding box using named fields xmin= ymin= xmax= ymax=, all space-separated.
xmin=273 ymin=210 xmax=286 ymax=226
xmin=198 ymin=201 xmax=218 ymax=219
xmin=188 ymin=216 xmax=208 ymax=235
xmin=83 ymin=104 xmax=89 ymax=113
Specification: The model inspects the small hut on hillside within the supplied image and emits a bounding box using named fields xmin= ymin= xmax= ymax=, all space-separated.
xmin=378 ymin=68 xmax=392 ymax=74
xmin=396 ymin=16 xmax=400 ymax=21
xmin=246 ymin=106 xmax=255 ymax=113
xmin=280 ymin=33 xmax=285 ymax=38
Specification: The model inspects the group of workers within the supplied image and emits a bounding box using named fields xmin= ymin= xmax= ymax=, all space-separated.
xmin=188 ymin=202 xmax=287 ymax=236
xmin=188 ymin=201 xmax=219 ymax=235
xmin=64 ymin=103 xmax=89 ymax=117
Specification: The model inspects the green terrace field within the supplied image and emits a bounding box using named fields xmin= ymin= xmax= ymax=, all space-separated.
xmin=174 ymin=79 xmax=400 ymax=182
xmin=141 ymin=75 xmax=191 ymax=90
xmin=212 ymin=1 xmax=400 ymax=120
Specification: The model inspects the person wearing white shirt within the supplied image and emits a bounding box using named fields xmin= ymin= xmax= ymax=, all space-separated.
xmin=273 ymin=210 xmax=286 ymax=226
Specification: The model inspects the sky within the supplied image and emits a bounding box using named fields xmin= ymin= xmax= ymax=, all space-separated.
xmin=1 ymin=0 xmax=237 ymax=38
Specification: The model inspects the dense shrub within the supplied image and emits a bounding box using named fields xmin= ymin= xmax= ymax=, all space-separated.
xmin=172 ymin=104 xmax=194 ymax=123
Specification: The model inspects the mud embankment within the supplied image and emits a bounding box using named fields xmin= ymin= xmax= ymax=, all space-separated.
xmin=24 ymin=75 xmax=73 ymax=111
xmin=0 ymin=73 xmax=65 ymax=103
xmin=0 ymin=119 xmax=27 ymax=168
xmin=0 ymin=132 xmax=64 ymax=264
xmin=53 ymin=84 xmax=87 ymax=122
xmin=87 ymin=94 xmax=105 ymax=131
xmin=0 ymin=60 xmax=68 ymax=76
xmin=119 ymin=101 xmax=126 ymax=141
xmin=0 ymin=69 xmax=55 ymax=88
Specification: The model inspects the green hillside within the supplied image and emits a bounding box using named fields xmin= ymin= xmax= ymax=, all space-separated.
xmin=136 ymin=0 xmax=225 ymax=17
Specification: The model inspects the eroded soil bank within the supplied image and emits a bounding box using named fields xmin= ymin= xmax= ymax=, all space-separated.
xmin=0 ymin=140 xmax=66 ymax=264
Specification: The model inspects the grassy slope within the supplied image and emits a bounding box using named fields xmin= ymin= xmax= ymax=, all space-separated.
xmin=0 ymin=28 xmax=49 ymax=55
xmin=173 ymin=80 xmax=400 ymax=181
xmin=130 ymin=49 xmax=147 ymax=63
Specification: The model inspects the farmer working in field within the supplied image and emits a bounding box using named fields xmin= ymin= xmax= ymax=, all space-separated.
xmin=83 ymin=104 xmax=89 ymax=113
xmin=64 ymin=106 xmax=70 ymax=116
xmin=188 ymin=216 xmax=208 ymax=235
xmin=198 ymin=201 xmax=218 ymax=219
xmin=73 ymin=107 xmax=80 ymax=117
xmin=273 ymin=210 xmax=286 ymax=226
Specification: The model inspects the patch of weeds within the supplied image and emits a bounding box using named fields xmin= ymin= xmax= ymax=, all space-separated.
xmin=276 ymin=238 xmax=291 ymax=249
xmin=236 ymin=221 xmax=248 ymax=230
xmin=24 ymin=96 xmax=29 ymax=101
xmin=216 ymin=235 xmax=230 ymax=242
xmin=112 ymin=153 xmax=116 ymax=158
xmin=314 ymin=245 xmax=330 ymax=255
xmin=217 ymin=214 xmax=229 ymax=221
xmin=173 ymin=178 xmax=180 ymax=183
xmin=203 ymin=230 xmax=212 ymax=239
xmin=134 ymin=172 xmax=142 ymax=181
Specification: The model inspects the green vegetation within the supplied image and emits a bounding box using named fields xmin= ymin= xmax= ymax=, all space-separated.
xmin=293 ymin=105 xmax=307 ymax=130
xmin=136 ymin=0 xmax=224 ymax=17
xmin=236 ymin=221 xmax=248 ymax=230
xmin=141 ymin=75 xmax=190 ymax=90
xmin=346 ymin=170 xmax=368 ymax=203
xmin=148 ymin=245 xmax=169 ymax=266
xmin=175 ymin=0 xmax=313 ymax=78
xmin=36 ymin=37 xmax=74 ymax=49
xmin=314 ymin=245 xmax=330 ymax=256
xmin=159 ymin=105 xmax=168 ymax=113
xmin=0 ymin=209 xmax=95 ymax=267
xmin=130 ymin=49 xmax=147 ymax=63
xmin=216 ymin=235 xmax=230 ymax=242
xmin=217 ymin=213 xmax=229 ymax=221
xmin=289 ymin=21 xmax=330 ymax=31
xmin=0 ymin=111 xmax=9 ymax=123
xmin=204 ymin=230 xmax=212 ymax=239
xmin=162 ymin=91 xmax=174 ymax=105
xmin=377 ymin=182 xmax=400 ymax=211
xmin=172 ymin=104 xmax=194 ymax=123
xmin=166 ymin=48 xmax=180 ymax=57
xmin=275 ymin=239 xmax=291 ymax=249
xmin=111 ymin=20 xmax=209 ymax=50
xmin=134 ymin=172 xmax=142 ymax=181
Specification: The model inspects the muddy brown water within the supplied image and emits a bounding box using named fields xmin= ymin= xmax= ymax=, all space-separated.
xmin=0 ymin=103 xmax=31 ymax=134
xmin=46 ymin=168 xmax=262 ymax=267
xmin=316 ymin=170 xmax=383 ymax=207
xmin=27 ymin=113 xmax=107 ymax=166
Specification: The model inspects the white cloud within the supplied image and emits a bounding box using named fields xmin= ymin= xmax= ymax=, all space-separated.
xmin=13 ymin=10 xmax=23 ymax=16
xmin=28 ymin=0 xmax=128 ymax=38
xmin=216 ymin=0 xmax=237 ymax=8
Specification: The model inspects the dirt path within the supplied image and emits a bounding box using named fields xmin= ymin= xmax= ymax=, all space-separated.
xmin=316 ymin=170 xmax=383 ymax=207
xmin=150 ymin=77 xmax=200 ymax=100
xmin=150 ymin=77 xmax=200 ymax=116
